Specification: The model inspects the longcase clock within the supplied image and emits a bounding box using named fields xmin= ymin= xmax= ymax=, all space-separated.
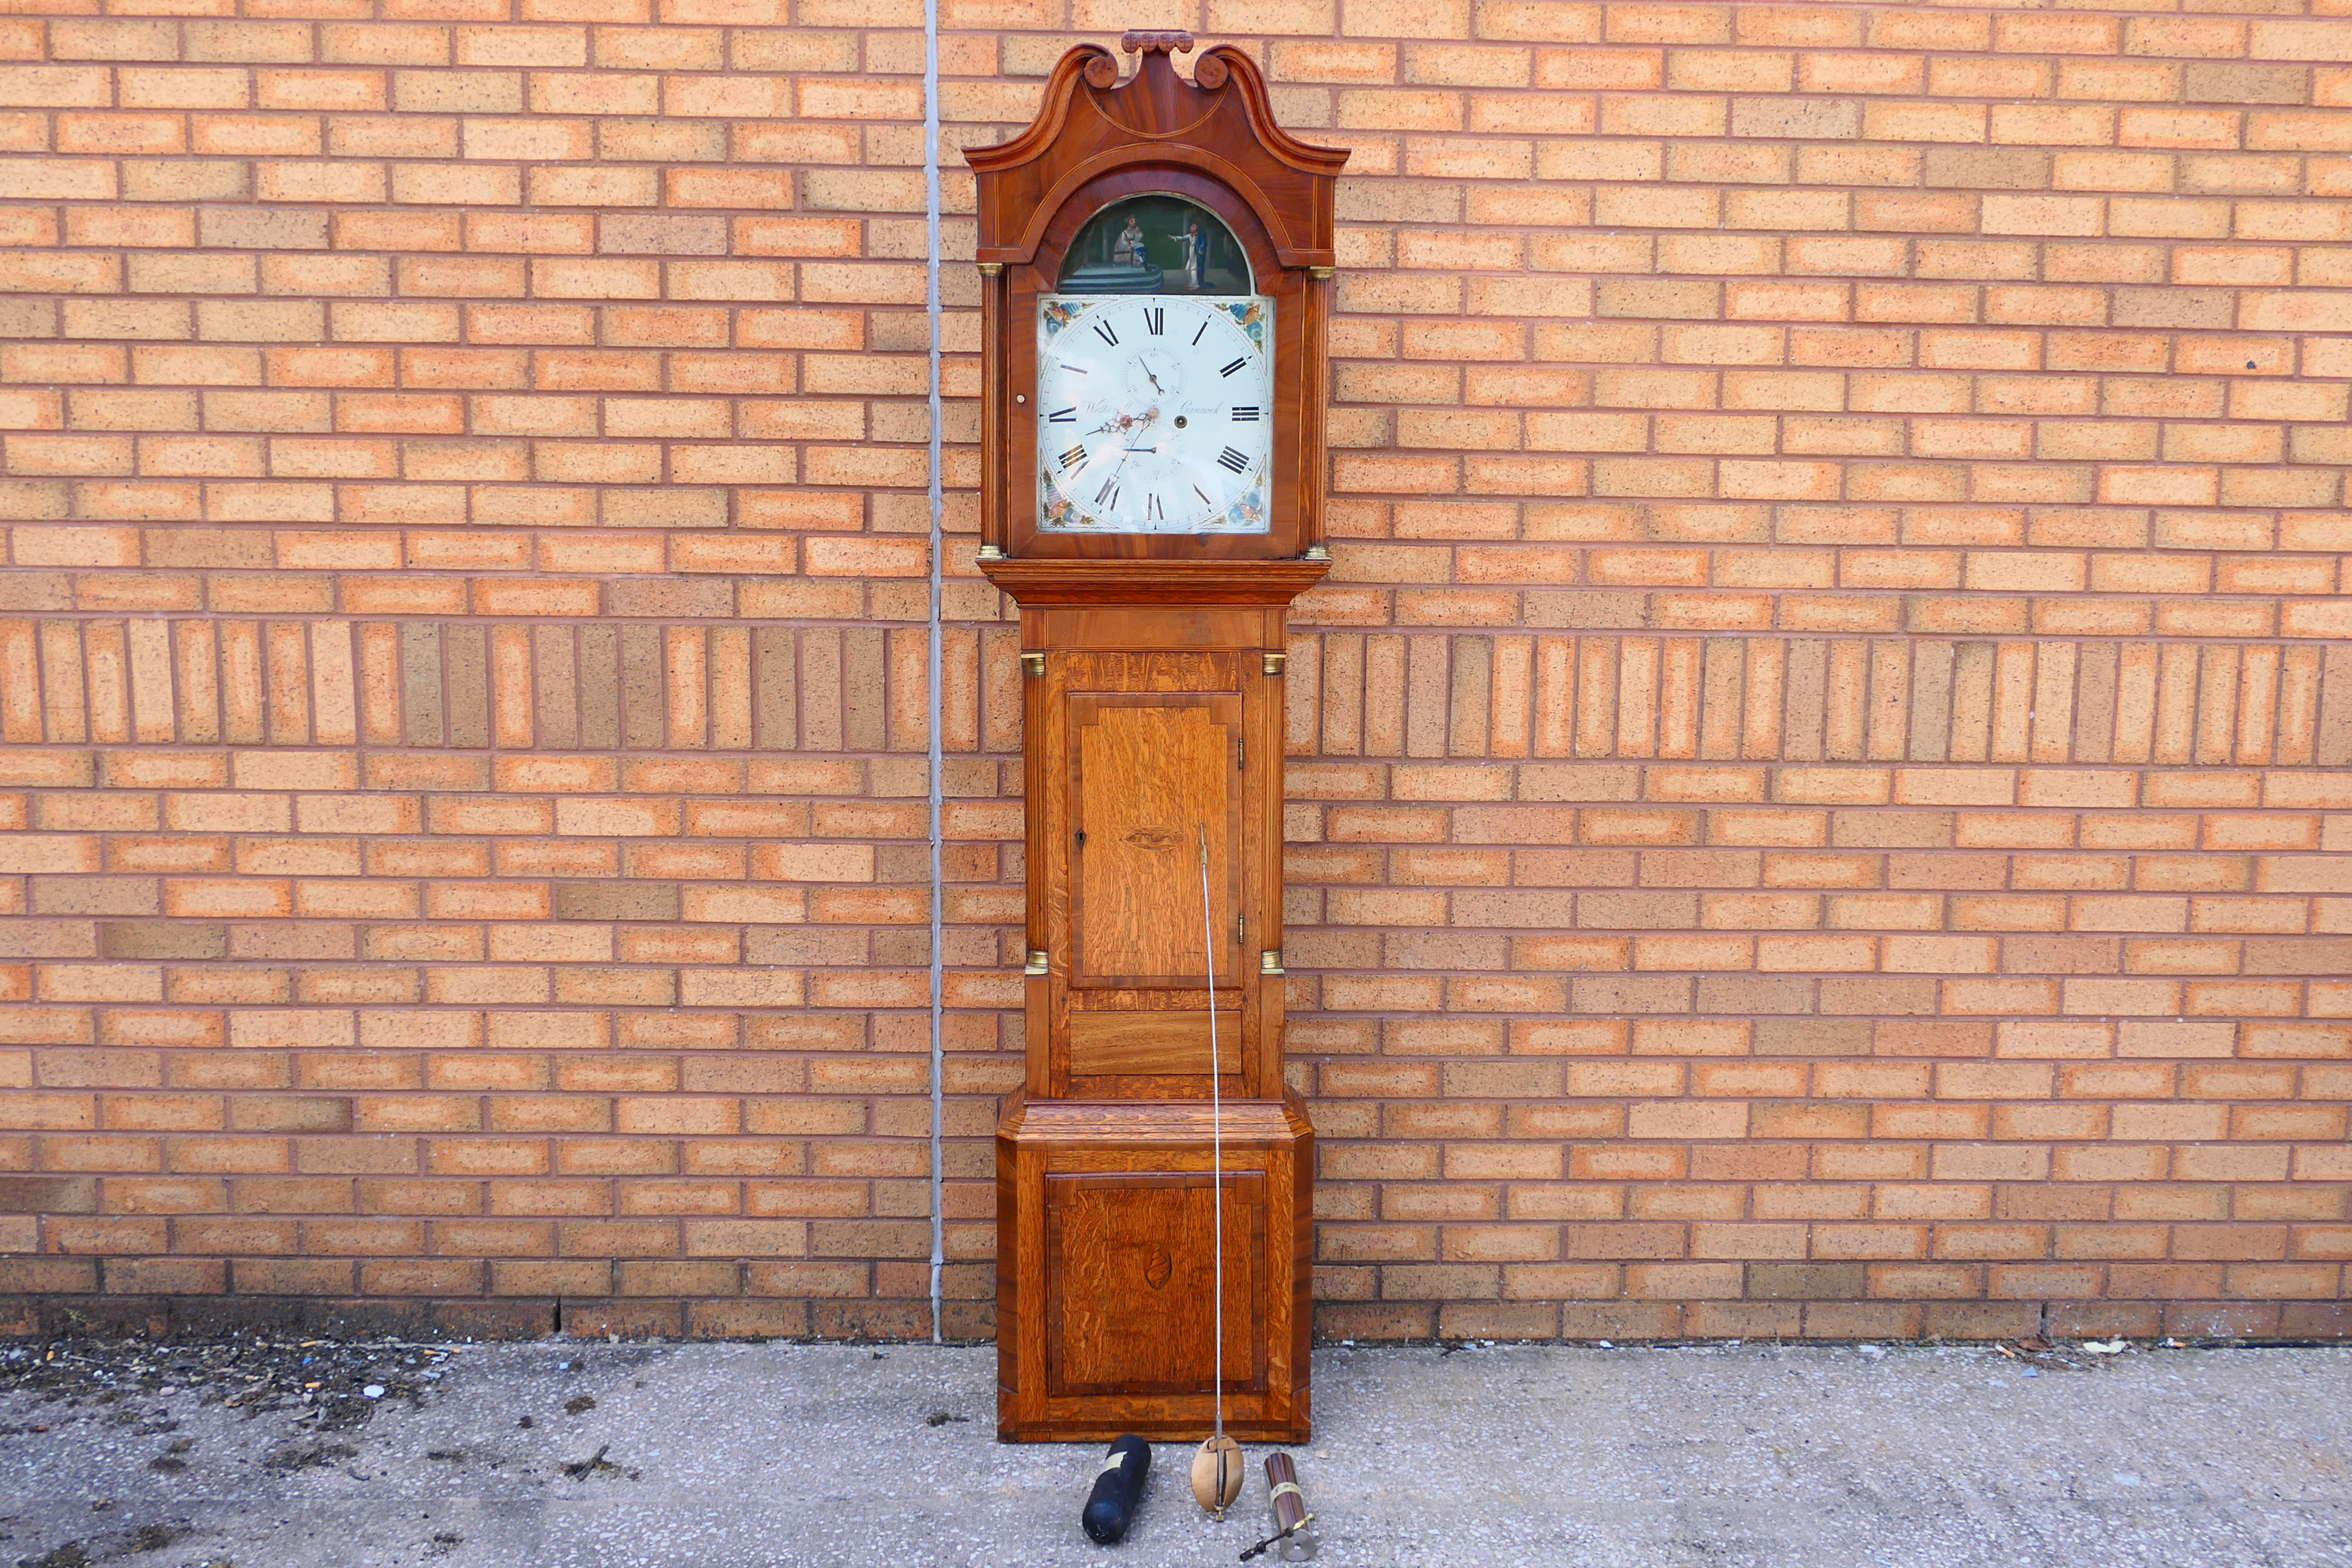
xmin=967 ymin=31 xmax=1345 ymax=1443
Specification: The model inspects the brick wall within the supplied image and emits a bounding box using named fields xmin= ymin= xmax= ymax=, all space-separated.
xmin=5 ymin=0 xmax=2351 ymax=1344
xmin=0 ymin=0 xmax=979 ymax=1339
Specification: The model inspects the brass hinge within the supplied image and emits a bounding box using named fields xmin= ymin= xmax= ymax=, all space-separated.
xmin=1021 ymin=652 xmax=1045 ymax=677
xmin=1024 ymin=949 xmax=1048 ymax=975
xmin=976 ymin=542 xmax=1004 ymax=560
xmin=1235 ymin=911 xmax=1244 ymax=944
xmin=1263 ymin=651 xmax=1286 ymax=676
xmin=1237 ymin=736 xmax=1244 ymax=770
xmin=1259 ymin=949 xmax=1284 ymax=975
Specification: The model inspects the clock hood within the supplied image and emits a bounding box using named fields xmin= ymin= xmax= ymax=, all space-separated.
xmin=970 ymin=30 xmax=1344 ymax=570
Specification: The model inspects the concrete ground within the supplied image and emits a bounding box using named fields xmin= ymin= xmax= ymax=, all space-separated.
xmin=0 ymin=1338 xmax=2347 ymax=1567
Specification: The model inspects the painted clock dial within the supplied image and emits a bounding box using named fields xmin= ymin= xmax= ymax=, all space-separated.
xmin=1034 ymin=292 xmax=1273 ymax=534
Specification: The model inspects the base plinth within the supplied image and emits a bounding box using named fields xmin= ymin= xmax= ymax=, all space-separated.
xmin=995 ymin=1091 xmax=1312 ymax=1443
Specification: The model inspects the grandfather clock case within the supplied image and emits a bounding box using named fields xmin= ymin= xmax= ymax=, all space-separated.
xmin=970 ymin=34 xmax=1345 ymax=1443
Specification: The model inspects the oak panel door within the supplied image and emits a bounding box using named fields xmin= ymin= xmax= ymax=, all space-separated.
xmin=1068 ymin=690 xmax=1244 ymax=990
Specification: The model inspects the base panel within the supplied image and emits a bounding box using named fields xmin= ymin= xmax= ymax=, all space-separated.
xmin=996 ymin=1092 xmax=1312 ymax=1444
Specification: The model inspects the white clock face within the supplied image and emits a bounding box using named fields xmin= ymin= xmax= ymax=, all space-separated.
xmin=1035 ymin=293 xmax=1273 ymax=534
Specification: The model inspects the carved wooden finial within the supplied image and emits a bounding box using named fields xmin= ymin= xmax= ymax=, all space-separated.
xmin=1120 ymin=29 xmax=1194 ymax=54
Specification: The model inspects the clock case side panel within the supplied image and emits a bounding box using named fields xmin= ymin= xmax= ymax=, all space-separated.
xmin=1006 ymin=169 xmax=1304 ymax=563
xmin=979 ymin=259 xmax=1007 ymax=560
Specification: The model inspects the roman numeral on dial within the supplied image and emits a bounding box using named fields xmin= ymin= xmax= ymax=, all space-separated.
xmin=1217 ymin=446 xmax=1250 ymax=474
xmin=1143 ymin=307 xmax=1163 ymax=336
xmin=1047 ymin=407 xmax=1076 ymax=423
xmin=1095 ymin=477 xmax=1119 ymax=508
xmin=1059 ymin=446 xmax=1085 ymax=471
xmin=1092 ymin=320 xmax=1118 ymax=345
xmin=1146 ymin=493 xmax=1164 ymax=520
xmin=1230 ymin=406 xmax=1259 ymax=421
xmin=1219 ymin=357 xmax=1247 ymax=377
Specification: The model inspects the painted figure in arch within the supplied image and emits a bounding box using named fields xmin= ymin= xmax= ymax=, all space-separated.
xmin=1114 ymin=213 xmax=1147 ymax=269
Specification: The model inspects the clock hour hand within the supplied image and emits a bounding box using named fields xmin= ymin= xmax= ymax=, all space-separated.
xmin=1086 ymin=405 xmax=1157 ymax=439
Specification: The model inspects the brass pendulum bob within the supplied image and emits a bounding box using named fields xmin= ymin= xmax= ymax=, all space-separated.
xmin=1192 ymin=1433 xmax=1243 ymax=1514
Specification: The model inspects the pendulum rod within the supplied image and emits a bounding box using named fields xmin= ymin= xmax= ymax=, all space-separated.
xmin=1190 ymin=822 xmax=1241 ymax=1512
xmin=1200 ymin=822 xmax=1226 ymax=1449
